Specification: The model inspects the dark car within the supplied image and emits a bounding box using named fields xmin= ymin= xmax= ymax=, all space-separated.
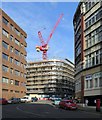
xmin=31 ymin=97 xmax=38 ymax=102
xmin=8 ymin=98 xmax=21 ymax=104
xmin=59 ymin=100 xmax=78 ymax=110
xmin=0 ymin=98 xmax=8 ymax=105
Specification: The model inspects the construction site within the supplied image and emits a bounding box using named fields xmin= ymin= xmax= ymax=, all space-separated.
xmin=26 ymin=59 xmax=75 ymax=98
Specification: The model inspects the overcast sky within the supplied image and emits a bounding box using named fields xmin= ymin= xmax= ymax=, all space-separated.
xmin=2 ymin=2 xmax=78 ymax=63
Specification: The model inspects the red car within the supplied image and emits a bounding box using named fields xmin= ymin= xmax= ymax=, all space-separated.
xmin=0 ymin=98 xmax=8 ymax=105
xmin=59 ymin=100 xmax=77 ymax=110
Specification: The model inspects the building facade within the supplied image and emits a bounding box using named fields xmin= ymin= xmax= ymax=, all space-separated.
xmin=73 ymin=2 xmax=102 ymax=105
xmin=26 ymin=59 xmax=75 ymax=98
xmin=0 ymin=9 xmax=27 ymax=99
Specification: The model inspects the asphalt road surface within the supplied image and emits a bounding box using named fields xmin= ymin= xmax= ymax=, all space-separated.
xmin=1 ymin=103 xmax=102 ymax=119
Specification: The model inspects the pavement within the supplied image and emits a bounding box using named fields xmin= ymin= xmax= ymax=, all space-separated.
xmin=77 ymin=103 xmax=102 ymax=114
xmin=32 ymin=100 xmax=102 ymax=114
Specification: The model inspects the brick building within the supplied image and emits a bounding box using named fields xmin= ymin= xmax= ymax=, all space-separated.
xmin=0 ymin=9 xmax=27 ymax=99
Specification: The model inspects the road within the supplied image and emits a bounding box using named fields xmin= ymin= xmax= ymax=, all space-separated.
xmin=1 ymin=102 xmax=102 ymax=119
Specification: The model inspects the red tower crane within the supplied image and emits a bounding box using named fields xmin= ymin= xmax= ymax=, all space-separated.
xmin=36 ymin=13 xmax=63 ymax=60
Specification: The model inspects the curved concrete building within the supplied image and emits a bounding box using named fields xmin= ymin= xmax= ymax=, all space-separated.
xmin=26 ymin=59 xmax=75 ymax=98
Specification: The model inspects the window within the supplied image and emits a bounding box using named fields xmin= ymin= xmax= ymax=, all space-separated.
xmin=2 ymin=77 xmax=8 ymax=83
xmin=15 ymin=91 xmax=19 ymax=93
xmin=15 ymin=39 xmax=20 ymax=46
xmin=92 ymin=16 xmax=95 ymax=23
xmin=10 ymin=57 xmax=13 ymax=63
xmin=10 ymin=68 xmax=13 ymax=74
xmin=2 ymin=53 xmax=8 ymax=61
xmin=15 ymin=80 xmax=19 ymax=86
xmin=96 ymin=50 xmax=99 ymax=64
xmin=92 ymin=56 xmax=95 ymax=66
xmin=85 ymin=22 xmax=88 ymax=29
xmin=10 ymin=35 xmax=13 ymax=41
xmin=86 ymin=80 xmax=88 ymax=89
xmin=2 ymin=65 xmax=8 ymax=72
xmin=15 ymin=49 xmax=20 ymax=55
xmin=15 ymin=59 xmax=20 ymax=66
xmin=10 ymin=46 xmax=13 ymax=52
xmin=21 ymin=53 xmax=23 ymax=57
xmin=95 ymin=78 xmax=98 ymax=87
xmin=21 ymin=63 xmax=23 ymax=67
xmin=85 ymin=9 xmax=102 ymax=29
xmin=21 ymin=43 xmax=23 ymax=47
xmin=15 ymin=70 xmax=20 ymax=76
xmin=99 ymin=77 xmax=102 ymax=87
xmin=10 ymin=80 xmax=14 ymax=84
xmin=2 ymin=29 xmax=9 ymax=38
xmin=89 ymin=79 xmax=93 ymax=88
xmin=15 ymin=28 xmax=20 ymax=36
xmin=2 ymin=89 xmax=8 ymax=91
xmin=10 ymin=24 xmax=13 ymax=31
xmin=2 ymin=17 xmax=8 ymax=25
xmin=20 ymin=33 xmax=23 ymax=38
xmin=85 ymin=26 xmax=102 ymax=49
xmin=2 ymin=41 xmax=8 ymax=49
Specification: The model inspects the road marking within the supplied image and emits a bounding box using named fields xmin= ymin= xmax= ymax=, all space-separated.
xmin=16 ymin=105 xmax=45 ymax=118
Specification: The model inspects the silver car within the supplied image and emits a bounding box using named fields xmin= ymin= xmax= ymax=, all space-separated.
xmin=8 ymin=98 xmax=21 ymax=104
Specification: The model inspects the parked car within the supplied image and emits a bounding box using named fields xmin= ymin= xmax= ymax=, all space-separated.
xmin=53 ymin=98 xmax=62 ymax=105
xmin=59 ymin=100 xmax=78 ymax=110
xmin=0 ymin=98 xmax=8 ymax=105
xmin=21 ymin=96 xmax=32 ymax=103
xmin=49 ymin=97 xmax=62 ymax=101
xmin=31 ymin=97 xmax=38 ymax=102
xmin=8 ymin=98 xmax=21 ymax=104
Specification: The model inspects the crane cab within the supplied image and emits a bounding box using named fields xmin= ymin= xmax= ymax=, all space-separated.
xmin=36 ymin=46 xmax=40 ymax=52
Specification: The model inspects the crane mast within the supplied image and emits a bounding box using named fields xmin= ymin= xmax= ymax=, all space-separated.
xmin=36 ymin=13 xmax=63 ymax=60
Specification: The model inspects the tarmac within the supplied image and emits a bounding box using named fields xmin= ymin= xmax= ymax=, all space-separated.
xmin=31 ymin=100 xmax=102 ymax=114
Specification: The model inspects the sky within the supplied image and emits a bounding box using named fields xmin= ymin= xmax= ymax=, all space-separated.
xmin=1 ymin=2 xmax=79 ymax=63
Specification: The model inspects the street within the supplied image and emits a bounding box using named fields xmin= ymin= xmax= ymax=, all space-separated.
xmin=1 ymin=102 xmax=102 ymax=119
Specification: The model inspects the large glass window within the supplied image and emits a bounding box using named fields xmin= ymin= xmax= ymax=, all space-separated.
xmin=85 ymin=8 xmax=102 ymax=29
xmin=85 ymin=49 xmax=101 ymax=68
xmin=2 ymin=53 xmax=8 ymax=61
xmin=2 ymin=65 xmax=8 ymax=72
xmin=2 ymin=41 xmax=8 ymax=49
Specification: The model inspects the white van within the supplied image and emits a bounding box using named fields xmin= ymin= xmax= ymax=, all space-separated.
xmin=21 ymin=96 xmax=32 ymax=103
